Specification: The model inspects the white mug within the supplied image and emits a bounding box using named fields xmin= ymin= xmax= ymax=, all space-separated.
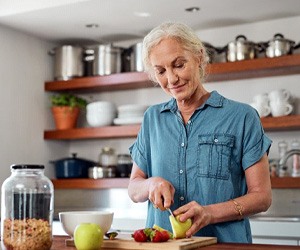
xmin=270 ymin=101 xmax=293 ymax=117
xmin=253 ymin=93 xmax=269 ymax=105
xmin=250 ymin=102 xmax=271 ymax=118
xmin=268 ymin=89 xmax=291 ymax=102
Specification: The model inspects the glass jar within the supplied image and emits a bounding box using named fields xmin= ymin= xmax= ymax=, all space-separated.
xmin=99 ymin=147 xmax=117 ymax=167
xmin=278 ymin=141 xmax=289 ymax=177
xmin=117 ymin=154 xmax=133 ymax=177
xmin=1 ymin=165 xmax=54 ymax=250
xmin=291 ymin=140 xmax=300 ymax=177
xmin=99 ymin=147 xmax=117 ymax=177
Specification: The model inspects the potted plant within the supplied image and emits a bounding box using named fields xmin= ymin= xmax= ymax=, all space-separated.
xmin=50 ymin=93 xmax=88 ymax=130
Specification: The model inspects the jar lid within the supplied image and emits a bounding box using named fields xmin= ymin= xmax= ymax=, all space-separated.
xmin=11 ymin=164 xmax=45 ymax=170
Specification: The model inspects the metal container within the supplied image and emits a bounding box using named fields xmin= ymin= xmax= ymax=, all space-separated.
xmin=265 ymin=33 xmax=297 ymax=58
xmin=226 ymin=35 xmax=259 ymax=62
xmin=50 ymin=45 xmax=84 ymax=80
xmin=91 ymin=44 xmax=123 ymax=76
xmin=88 ymin=166 xmax=115 ymax=179
xmin=130 ymin=42 xmax=144 ymax=72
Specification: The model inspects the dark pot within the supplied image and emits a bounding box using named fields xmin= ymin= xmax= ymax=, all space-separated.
xmin=50 ymin=153 xmax=96 ymax=178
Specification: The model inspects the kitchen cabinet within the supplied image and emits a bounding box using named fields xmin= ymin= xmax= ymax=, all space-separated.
xmin=45 ymin=54 xmax=300 ymax=189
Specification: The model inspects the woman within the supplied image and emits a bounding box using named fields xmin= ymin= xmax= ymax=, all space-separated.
xmin=128 ymin=22 xmax=272 ymax=243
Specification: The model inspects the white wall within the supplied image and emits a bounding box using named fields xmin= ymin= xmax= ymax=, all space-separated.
xmin=0 ymin=24 xmax=69 ymax=186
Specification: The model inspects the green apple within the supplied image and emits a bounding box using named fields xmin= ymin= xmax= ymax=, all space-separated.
xmin=74 ymin=223 xmax=103 ymax=250
xmin=169 ymin=214 xmax=192 ymax=239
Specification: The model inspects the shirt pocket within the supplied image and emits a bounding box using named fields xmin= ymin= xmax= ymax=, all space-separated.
xmin=197 ymin=134 xmax=234 ymax=180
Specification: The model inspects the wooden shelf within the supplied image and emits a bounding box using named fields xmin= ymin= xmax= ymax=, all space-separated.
xmin=271 ymin=177 xmax=300 ymax=189
xmin=45 ymin=54 xmax=300 ymax=93
xmin=45 ymin=72 xmax=152 ymax=92
xmin=44 ymin=115 xmax=300 ymax=140
xmin=261 ymin=115 xmax=300 ymax=131
xmin=44 ymin=124 xmax=140 ymax=140
xmin=52 ymin=177 xmax=300 ymax=189
xmin=206 ymin=54 xmax=300 ymax=82
xmin=52 ymin=178 xmax=129 ymax=189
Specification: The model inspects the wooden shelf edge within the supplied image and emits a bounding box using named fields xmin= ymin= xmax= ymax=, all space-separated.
xmin=271 ymin=177 xmax=300 ymax=189
xmin=206 ymin=54 xmax=300 ymax=82
xmin=52 ymin=177 xmax=299 ymax=189
xmin=44 ymin=125 xmax=141 ymax=140
xmin=45 ymin=54 xmax=300 ymax=91
xmin=261 ymin=115 xmax=300 ymax=131
xmin=52 ymin=178 xmax=129 ymax=189
xmin=45 ymin=72 xmax=153 ymax=92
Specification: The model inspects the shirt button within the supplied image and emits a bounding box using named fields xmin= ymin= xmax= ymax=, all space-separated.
xmin=181 ymin=142 xmax=185 ymax=147
xmin=179 ymin=169 xmax=183 ymax=174
xmin=214 ymin=138 xmax=218 ymax=143
xmin=180 ymin=196 xmax=185 ymax=201
xmin=187 ymin=120 xmax=191 ymax=124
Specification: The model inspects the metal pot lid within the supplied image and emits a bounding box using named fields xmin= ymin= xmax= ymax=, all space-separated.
xmin=229 ymin=35 xmax=256 ymax=46
xmin=268 ymin=33 xmax=295 ymax=45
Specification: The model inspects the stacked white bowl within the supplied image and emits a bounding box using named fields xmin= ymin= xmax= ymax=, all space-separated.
xmin=114 ymin=104 xmax=148 ymax=125
xmin=86 ymin=101 xmax=116 ymax=127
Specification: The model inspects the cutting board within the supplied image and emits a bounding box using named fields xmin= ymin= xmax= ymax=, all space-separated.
xmin=66 ymin=235 xmax=217 ymax=250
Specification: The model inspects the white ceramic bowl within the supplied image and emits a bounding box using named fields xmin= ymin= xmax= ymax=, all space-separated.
xmin=86 ymin=111 xmax=116 ymax=127
xmin=87 ymin=101 xmax=116 ymax=112
xmin=59 ymin=211 xmax=114 ymax=237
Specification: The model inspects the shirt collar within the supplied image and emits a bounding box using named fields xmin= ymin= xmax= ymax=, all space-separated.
xmin=160 ymin=90 xmax=224 ymax=113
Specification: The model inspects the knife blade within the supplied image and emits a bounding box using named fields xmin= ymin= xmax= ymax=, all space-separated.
xmin=167 ymin=208 xmax=175 ymax=218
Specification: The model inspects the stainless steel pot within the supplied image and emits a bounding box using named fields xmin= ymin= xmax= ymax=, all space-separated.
xmin=203 ymin=42 xmax=225 ymax=63
xmin=226 ymin=35 xmax=259 ymax=62
xmin=264 ymin=33 xmax=297 ymax=58
xmin=130 ymin=42 xmax=144 ymax=72
xmin=87 ymin=44 xmax=123 ymax=76
xmin=49 ymin=45 xmax=84 ymax=80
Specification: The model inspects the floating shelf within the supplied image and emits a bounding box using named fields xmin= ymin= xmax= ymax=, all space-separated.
xmin=45 ymin=54 xmax=300 ymax=93
xmin=52 ymin=177 xmax=300 ymax=189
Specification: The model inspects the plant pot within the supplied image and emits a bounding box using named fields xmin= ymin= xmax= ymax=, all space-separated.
xmin=51 ymin=106 xmax=80 ymax=130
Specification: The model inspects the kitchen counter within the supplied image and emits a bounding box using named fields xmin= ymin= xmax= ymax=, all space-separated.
xmin=51 ymin=236 xmax=300 ymax=250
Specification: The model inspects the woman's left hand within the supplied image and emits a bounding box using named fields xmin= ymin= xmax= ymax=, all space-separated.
xmin=173 ymin=201 xmax=212 ymax=237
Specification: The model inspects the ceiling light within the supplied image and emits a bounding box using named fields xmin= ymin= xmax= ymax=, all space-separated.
xmin=85 ymin=23 xmax=99 ymax=28
xmin=185 ymin=7 xmax=200 ymax=12
xmin=134 ymin=11 xmax=151 ymax=17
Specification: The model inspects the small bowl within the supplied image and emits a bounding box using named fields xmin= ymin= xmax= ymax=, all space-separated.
xmin=59 ymin=211 xmax=114 ymax=237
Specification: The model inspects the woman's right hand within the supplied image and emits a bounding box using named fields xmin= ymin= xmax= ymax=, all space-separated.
xmin=148 ymin=176 xmax=175 ymax=210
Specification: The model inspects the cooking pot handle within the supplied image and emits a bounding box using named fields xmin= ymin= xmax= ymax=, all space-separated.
xmin=235 ymin=35 xmax=247 ymax=41
xmin=294 ymin=42 xmax=300 ymax=50
xmin=273 ymin=33 xmax=284 ymax=39
xmin=48 ymin=48 xmax=56 ymax=56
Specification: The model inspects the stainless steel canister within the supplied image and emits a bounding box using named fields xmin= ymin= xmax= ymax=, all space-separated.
xmin=92 ymin=44 xmax=123 ymax=76
xmin=130 ymin=42 xmax=144 ymax=72
xmin=50 ymin=45 xmax=84 ymax=80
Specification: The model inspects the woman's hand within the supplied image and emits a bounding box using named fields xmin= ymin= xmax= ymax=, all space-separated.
xmin=148 ymin=177 xmax=175 ymax=210
xmin=173 ymin=201 xmax=212 ymax=237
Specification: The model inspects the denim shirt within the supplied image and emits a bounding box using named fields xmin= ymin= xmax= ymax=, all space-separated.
xmin=129 ymin=91 xmax=272 ymax=243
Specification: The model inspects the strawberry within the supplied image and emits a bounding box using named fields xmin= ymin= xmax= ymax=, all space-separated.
xmin=150 ymin=229 xmax=170 ymax=242
xmin=132 ymin=228 xmax=153 ymax=242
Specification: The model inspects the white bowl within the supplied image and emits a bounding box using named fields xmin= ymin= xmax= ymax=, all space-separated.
xmin=87 ymin=101 xmax=116 ymax=112
xmin=59 ymin=211 xmax=114 ymax=237
xmin=86 ymin=112 xmax=116 ymax=127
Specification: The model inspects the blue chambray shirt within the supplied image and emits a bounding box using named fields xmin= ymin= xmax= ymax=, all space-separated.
xmin=129 ymin=91 xmax=272 ymax=243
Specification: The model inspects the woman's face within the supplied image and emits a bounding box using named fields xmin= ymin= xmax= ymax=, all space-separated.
xmin=149 ymin=38 xmax=202 ymax=102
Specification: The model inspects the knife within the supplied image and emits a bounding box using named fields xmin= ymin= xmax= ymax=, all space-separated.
xmin=167 ymin=208 xmax=175 ymax=218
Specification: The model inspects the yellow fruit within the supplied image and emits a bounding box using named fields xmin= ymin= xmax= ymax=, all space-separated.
xmin=169 ymin=214 xmax=192 ymax=239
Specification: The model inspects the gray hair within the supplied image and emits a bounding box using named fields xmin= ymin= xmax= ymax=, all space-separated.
xmin=142 ymin=22 xmax=209 ymax=82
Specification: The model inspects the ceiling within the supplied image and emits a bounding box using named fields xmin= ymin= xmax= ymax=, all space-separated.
xmin=1 ymin=0 xmax=300 ymax=44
